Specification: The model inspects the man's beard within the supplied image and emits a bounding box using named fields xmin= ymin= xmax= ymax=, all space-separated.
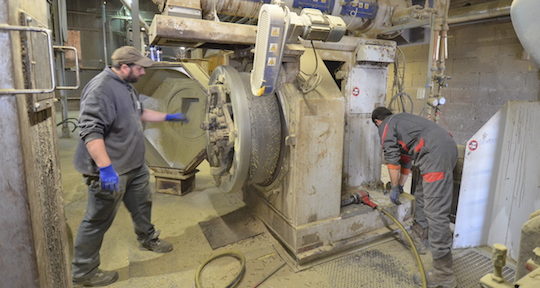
xmin=125 ymin=70 xmax=139 ymax=83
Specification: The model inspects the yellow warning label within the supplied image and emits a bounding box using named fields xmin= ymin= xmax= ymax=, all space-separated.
xmin=271 ymin=27 xmax=280 ymax=37
xmin=269 ymin=43 xmax=278 ymax=53
xmin=267 ymin=57 xmax=276 ymax=66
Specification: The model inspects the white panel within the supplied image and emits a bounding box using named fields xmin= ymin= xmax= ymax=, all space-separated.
xmin=487 ymin=101 xmax=540 ymax=259
xmin=454 ymin=101 xmax=540 ymax=261
xmin=453 ymin=109 xmax=503 ymax=248
xmin=346 ymin=65 xmax=387 ymax=114
xmin=342 ymin=64 xmax=387 ymax=188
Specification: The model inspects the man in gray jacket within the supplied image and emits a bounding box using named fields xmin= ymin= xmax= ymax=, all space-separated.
xmin=72 ymin=46 xmax=188 ymax=287
xmin=371 ymin=107 xmax=457 ymax=288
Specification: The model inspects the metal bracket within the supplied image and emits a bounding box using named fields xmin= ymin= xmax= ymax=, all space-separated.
xmin=0 ymin=24 xmax=56 ymax=94
xmin=54 ymin=45 xmax=80 ymax=90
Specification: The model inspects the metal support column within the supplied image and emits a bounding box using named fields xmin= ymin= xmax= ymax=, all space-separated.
xmin=131 ymin=0 xmax=141 ymax=51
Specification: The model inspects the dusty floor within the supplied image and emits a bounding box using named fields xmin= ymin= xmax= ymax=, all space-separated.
xmin=56 ymin=119 xmax=478 ymax=288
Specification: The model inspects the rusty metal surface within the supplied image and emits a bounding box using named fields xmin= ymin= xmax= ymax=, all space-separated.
xmin=149 ymin=14 xmax=257 ymax=46
xmin=1 ymin=0 xmax=71 ymax=286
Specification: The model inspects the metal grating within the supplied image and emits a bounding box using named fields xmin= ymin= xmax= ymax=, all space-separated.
xmin=454 ymin=249 xmax=515 ymax=287
xmin=315 ymin=244 xmax=515 ymax=288
xmin=319 ymin=248 xmax=417 ymax=288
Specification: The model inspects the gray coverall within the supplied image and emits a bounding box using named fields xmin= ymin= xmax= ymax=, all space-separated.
xmin=378 ymin=113 xmax=457 ymax=259
xmin=72 ymin=68 xmax=156 ymax=279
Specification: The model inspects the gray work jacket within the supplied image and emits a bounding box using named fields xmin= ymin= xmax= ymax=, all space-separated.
xmin=73 ymin=67 xmax=145 ymax=176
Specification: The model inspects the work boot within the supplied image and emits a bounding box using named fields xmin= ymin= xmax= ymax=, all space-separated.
xmin=399 ymin=221 xmax=429 ymax=254
xmin=413 ymin=253 xmax=457 ymax=288
xmin=140 ymin=230 xmax=173 ymax=253
xmin=72 ymin=269 xmax=119 ymax=287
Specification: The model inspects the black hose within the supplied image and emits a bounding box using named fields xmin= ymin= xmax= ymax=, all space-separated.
xmin=195 ymin=251 xmax=246 ymax=288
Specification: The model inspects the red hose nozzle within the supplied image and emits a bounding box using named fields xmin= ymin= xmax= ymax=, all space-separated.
xmin=357 ymin=190 xmax=378 ymax=209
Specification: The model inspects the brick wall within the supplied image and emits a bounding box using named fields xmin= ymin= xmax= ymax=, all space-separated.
xmin=388 ymin=20 xmax=540 ymax=144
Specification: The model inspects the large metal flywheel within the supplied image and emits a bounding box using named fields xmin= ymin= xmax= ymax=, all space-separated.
xmin=204 ymin=66 xmax=282 ymax=193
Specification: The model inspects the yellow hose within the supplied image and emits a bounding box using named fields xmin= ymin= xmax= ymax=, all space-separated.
xmin=195 ymin=251 xmax=246 ymax=288
xmin=378 ymin=206 xmax=427 ymax=288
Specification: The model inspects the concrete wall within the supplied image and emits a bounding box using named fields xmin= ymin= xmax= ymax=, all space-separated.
xmin=389 ymin=20 xmax=540 ymax=144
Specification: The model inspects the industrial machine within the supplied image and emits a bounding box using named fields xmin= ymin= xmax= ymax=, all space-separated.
xmin=141 ymin=0 xmax=450 ymax=263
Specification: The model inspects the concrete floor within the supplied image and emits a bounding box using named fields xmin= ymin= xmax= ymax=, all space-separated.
xmin=58 ymin=121 xmax=434 ymax=288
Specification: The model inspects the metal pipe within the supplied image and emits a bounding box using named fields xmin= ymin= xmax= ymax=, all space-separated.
xmin=448 ymin=0 xmax=511 ymax=25
xmin=102 ymin=1 xmax=108 ymax=66
xmin=118 ymin=0 xmax=150 ymax=34
xmin=131 ymin=0 xmax=141 ymax=50
xmin=424 ymin=13 xmax=435 ymax=94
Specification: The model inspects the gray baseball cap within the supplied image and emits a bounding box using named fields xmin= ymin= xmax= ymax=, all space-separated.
xmin=111 ymin=46 xmax=154 ymax=67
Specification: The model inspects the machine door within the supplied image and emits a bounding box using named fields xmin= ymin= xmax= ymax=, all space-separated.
xmin=204 ymin=66 xmax=283 ymax=193
xmin=135 ymin=63 xmax=209 ymax=168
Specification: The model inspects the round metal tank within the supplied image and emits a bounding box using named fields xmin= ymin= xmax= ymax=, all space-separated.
xmin=199 ymin=0 xmax=407 ymax=36
xmin=511 ymin=0 xmax=540 ymax=65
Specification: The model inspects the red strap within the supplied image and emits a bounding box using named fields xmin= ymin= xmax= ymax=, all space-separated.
xmin=414 ymin=138 xmax=425 ymax=153
xmin=381 ymin=123 xmax=389 ymax=147
xmin=422 ymin=172 xmax=445 ymax=183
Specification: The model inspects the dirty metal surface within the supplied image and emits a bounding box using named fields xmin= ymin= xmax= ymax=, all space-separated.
xmin=316 ymin=244 xmax=515 ymax=288
xmin=199 ymin=206 xmax=266 ymax=250
xmin=319 ymin=242 xmax=417 ymax=288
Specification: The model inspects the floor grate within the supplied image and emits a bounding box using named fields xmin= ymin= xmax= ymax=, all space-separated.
xmin=454 ymin=249 xmax=515 ymax=287
xmin=315 ymin=243 xmax=515 ymax=288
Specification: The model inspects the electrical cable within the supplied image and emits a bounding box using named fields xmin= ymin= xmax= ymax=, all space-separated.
xmin=56 ymin=119 xmax=79 ymax=132
xmin=389 ymin=47 xmax=414 ymax=113
xmin=297 ymin=40 xmax=322 ymax=94
xmin=252 ymin=262 xmax=286 ymax=288
xmin=195 ymin=251 xmax=246 ymax=288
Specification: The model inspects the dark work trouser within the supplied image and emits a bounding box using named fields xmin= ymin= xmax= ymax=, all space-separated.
xmin=414 ymin=131 xmax=457 ymax=260
xmin=72 ymin=165 xmax=155 ymax=279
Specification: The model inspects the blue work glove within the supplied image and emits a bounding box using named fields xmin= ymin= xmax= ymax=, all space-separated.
xmin=99 ymin=164 xmax=119 ymax=192
xmin=390 ymin=185 xmax=402 ymax=205
xmin=165 ymin=113 xmax=188 ymax=123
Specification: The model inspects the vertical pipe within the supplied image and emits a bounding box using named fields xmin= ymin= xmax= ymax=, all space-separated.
xmin=131 ymin=0 xmax=141 ymax=51
xmin=425 ymin=13 xmax=435 ymax=96
xmin=102 ymin=1 xmax=109 ymax=66
xmin=55 ymin=0 xmax=70 ymax=138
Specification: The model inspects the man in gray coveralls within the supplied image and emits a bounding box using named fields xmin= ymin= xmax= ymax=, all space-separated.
xmin=371 ymin=106 xmax=457 ymax=288
xmin=72 ymin=46 xmax=188 ymax=287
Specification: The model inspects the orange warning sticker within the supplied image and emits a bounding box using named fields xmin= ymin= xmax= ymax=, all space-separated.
xmin=267 ymin=57 xmax=276 ymax=66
